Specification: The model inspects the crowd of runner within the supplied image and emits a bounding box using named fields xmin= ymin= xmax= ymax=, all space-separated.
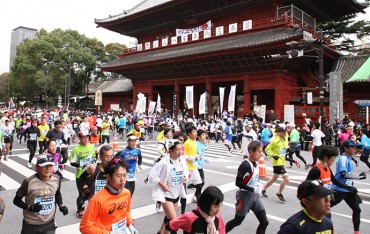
xmin=0 ymin=107 xmax=369 ymax=233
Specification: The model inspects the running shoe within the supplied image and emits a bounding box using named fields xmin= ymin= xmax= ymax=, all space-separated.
xmin=261 ymin=190 xmax=268 ymax=198
xmin=276 ymin=193 xmax=286 ymax=202
xmin=305 ymin=164 xmax=310 ymax=170
xmin=9 ymin=151 xmax=12 ymax=155
xmin=156 ymin=202 xmax=162 ymax=213
xmin=3 ymin=156 xmax=7 ymax=161
xmin=191 ymin=196 xmax=197 ymax=203
xmin=294 ymin=160 xmax=301 ymax=169
xmin=27 ymin=162 xmax=32 ymax=168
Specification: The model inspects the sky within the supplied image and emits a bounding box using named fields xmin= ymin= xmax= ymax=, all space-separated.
xmin=0 ymin=0 xmax=369 ymax=74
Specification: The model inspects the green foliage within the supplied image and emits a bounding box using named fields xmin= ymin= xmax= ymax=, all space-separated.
xmin=319 ymin=14 xmax=370 ymax=52
xmin=10 ymin=28 xmax=127 ymax=104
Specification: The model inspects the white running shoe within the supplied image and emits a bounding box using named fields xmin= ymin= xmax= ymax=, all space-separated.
xmin=156 ymin=203 xmax=162 ymax=213
xmin=191 ymin=196 xmax=197 ymax=203
xmin=27 ymin=162 xmax=32 ymax=168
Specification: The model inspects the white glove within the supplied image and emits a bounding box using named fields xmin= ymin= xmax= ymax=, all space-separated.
xmin=128 ymin=224 xmax=139 ymax=234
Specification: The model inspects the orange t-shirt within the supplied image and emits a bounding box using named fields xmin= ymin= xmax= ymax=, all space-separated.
xmin=80 ymin=188 xmax=132 ymax=233
xmin=90 ymin=135 xmax=100 ymax=145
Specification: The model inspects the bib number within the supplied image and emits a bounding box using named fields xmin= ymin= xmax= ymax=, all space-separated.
xmin=280 ymin=148 xmax=287 ymax=156
xmin=80 ymin=157 xmax=92 ymax=168
xmin=30 ymin=133 xmax=37 ymax=141
xmin=112 ymin=218 xmax=126 ymax=232
xmin=34 ymin=196 xmax=55 ymax=215
xmin=95 ymin=179 xmax=107 ymax=193
xmin=127 ymin=172 xmax=136 ymax=181
xmin=171 ymin=169 xmax=184 ymax=186
xmin=56 ymin=139 xmax=62 ymax=147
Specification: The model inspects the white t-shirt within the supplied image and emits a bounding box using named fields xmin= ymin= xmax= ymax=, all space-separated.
xmin=311 ymin=129 xmax=325 ymax=146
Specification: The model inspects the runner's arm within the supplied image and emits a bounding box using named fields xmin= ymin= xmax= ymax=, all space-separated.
xmin=235 ymin=161 xmax=254 ymax=192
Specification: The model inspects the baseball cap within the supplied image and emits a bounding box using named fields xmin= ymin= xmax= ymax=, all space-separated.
xmin=297 ymin=180 xmax=334 ymax=199
xmin=341 ymin=140 xmax=360 ymax=148
xmin=79 ymin=130 xmax=90 ymax=137
xmin=37 ymin=154 xmax=55 ymax=167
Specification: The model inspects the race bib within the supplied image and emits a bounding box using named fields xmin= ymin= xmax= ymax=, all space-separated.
xmin=140 ymin=128 xmax=145 ymax=133
xmin=95 ymin=179 xmax=107 ymax=193
xmin=80 ymin=157 xmax=92 ymax=168
xmin=42 ymin=129 xmax=48 ymax=135
xmin=34 ymin=196 xmax=55 ymax=216
xmin=323 ymin=183 xmax=332 ymax=189
xmin=29 ymin=133 xmax=37 ymax=140
xmin=346 ymin=179 xmax=353 ymax=187
xmin=279 ymin=148 xmax=287 ymax=156
xmin=56 ymin=139 xmax=62 ymax=147
xmin=112 ymin=218 xmax=126 ymax=232
xmin=171 ymin=169 xmax=184 ymax=186
xmin=73 ymin=124 xmax=78 ymax=129
xmin=127 ymin=172 xmax=136 ymax=181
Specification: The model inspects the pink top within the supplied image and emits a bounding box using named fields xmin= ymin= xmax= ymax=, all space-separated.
xmin=338 ymin=132 xmax=350 ymax=144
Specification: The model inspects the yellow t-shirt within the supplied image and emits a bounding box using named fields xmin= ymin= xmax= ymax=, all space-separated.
xmin=38 ymin=124 xmax=50 ymax=142
xmin=184 ymin=138 xmax=197 ymax=171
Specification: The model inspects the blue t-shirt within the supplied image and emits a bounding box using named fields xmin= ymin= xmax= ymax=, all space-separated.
xmin=118 ymin=118 xmax=125 ymax=128
xmin=331 ymin=154 xmax=353 ymax=192
xmin=116 ymin=146 xmax=141 ymax=181
xmin=361 ymin=135 xmax=370 ymax=149
xmin=196 ymin=141 xmax=206 ymax=169
xmin=225 ymin=126 xmax=232 ymax=141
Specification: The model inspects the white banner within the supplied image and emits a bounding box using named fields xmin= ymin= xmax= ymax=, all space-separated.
xmin=199 ymin=92 xmax=206 ymax=115
xmin=186 ymin=86 xmax=194 ymax=109
xmin=110 ymin=104 xmax=119 ymax=111
xmin=135 ymin=93 xmax=146 ymax=114
xmin=307 ymin=92 xmax=313 ymax=104
xmin=148 ymin=101 xmax=156 ymax=115
xmin=228 ymin=85 xmax=236 ymax=112
xmin=284 ymin=105 xmax=295 ymax=124
xmin=219 ymin=87 xmax=225 ymax=114
xmin=176 ymin=20 xmax=212 ymax=36
xmin=261 ymin=105 xmax=266 ymax=123
xmin=156 ymin=94 xmax=161 ymax=113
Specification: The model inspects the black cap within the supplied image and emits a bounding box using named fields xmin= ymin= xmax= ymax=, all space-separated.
xmin=297 ymin=180 xmax=334 ymax=199
xmin=341 ymin=140 xmax=360 ymax=148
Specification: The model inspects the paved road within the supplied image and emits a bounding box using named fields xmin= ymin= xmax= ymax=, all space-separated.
xmin=1 ymin=135 xmax=370 ymax=233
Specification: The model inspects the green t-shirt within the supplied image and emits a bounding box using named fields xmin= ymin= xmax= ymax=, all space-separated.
xmin=101 ymin=122 xmax=110 ymax=136
xmin=69 ymin=143 xmax=96 ymax=178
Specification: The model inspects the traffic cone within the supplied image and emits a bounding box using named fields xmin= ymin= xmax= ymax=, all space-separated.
xmin=258 ymin=157 xmax=268 ymax=178
xmin=113 ymin=135 xmax=118 ymax=150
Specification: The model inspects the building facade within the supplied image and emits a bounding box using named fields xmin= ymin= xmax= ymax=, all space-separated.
xmin=95 ymin=0 xmax=367 ymax=124
xmin=9 ymin=26 xmax=38 ymax=70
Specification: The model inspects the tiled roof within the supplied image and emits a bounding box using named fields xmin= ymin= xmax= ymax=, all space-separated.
xmin=95 ymin=0 xmax=173 ymax=23
xmin=102 ymin=28 xmax=303 ymax=69
xmin=332 ymin=55 xmax=370 ymax=83
xmin=88 ymin=79 xmax=133 ymax=94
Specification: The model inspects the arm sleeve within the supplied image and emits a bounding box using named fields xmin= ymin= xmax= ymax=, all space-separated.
xmin=13 ymin=179 xmax=29 ymax=210
xmin=55 ymin=178 xmax=63 ymax=206
xmin=138 ymin=150 xmax=142 ymax=166
xmin=305 ymin=166 xmax=321 ymax=180
xmin=235 ymin=161 xmax=254 ymax=192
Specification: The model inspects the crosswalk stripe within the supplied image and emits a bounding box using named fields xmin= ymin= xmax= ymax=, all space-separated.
xmin=0 ymin=172 xmax=21 ymax=190
xmin=0 ymin=142 xmax=235 ymax=190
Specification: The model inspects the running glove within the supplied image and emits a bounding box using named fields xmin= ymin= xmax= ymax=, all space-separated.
xmin=28 ymin=202 xmax=42 ymax=212
xmin=59 ymin=205 xmax=69 ymax=215
xmin=128 ymin=224 xmax=139 ymax=234
xmin=359 ymin=172 xmax=366 ymax=180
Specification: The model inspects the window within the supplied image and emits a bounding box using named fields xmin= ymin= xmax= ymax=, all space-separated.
xmin=357 ymin=106 xmax=367 ymax=117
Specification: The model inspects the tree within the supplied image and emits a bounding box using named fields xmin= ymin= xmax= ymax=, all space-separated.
xmin=101 ymin=43 xmax=127 ymax=80
xmin=319 ymin=14 xmax=370 ymax=53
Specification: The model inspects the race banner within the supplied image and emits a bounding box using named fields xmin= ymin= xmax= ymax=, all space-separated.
xmin=228 ymin=85 xmax=236 ymax=112
xmin=307 ymin=92 xmax=313 ymax=104
xmin=156 ymin=94 xmax=161 ymax=113
xmin=219 ymin=87 xmax=225 ymax=115
xmin=199 ymin=92 xmax=206 ymax=115
xmin=284 ymin=105 xmax=295 ymax=124
xmin=186 ymin=86 xmax=194 ymax=109
xmin=148 ymin=101 xmax=156 ymax=115
xmin=261 ymin=105 xmax=266 ymax=123
xmin=135 ymin=93 xmax=146 ymax=114
xmin=173 ymin=91 xmax=178 ymax=118
xmin=176 ymin=20 xmax=212 ymax=37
